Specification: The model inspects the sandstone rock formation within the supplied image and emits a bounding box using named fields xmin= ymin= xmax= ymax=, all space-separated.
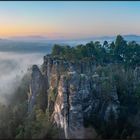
xmin=28 ymin=55 xmax=120 ymax=138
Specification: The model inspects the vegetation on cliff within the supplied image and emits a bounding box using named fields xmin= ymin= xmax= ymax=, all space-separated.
xmin=51 ymin=35 xmax=140 ymax=67
xmin=0 ymin=35 xmax=140 ymax=139
xmin=0 ymin=72 xmax=59 ymax=139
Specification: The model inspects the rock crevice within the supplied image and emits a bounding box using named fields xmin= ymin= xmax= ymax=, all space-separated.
xmin=28 ymin=55 xmax=122 ymax=138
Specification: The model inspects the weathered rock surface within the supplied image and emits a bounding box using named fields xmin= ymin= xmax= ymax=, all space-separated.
xmin=28 ymin=65 xmax=48 ymax=113
xmin=28 ymin=55 xmax=120 ymax=138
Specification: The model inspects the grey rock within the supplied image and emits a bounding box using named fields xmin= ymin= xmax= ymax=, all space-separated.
xmin=28 ymin=55 xmax=120 ymax=138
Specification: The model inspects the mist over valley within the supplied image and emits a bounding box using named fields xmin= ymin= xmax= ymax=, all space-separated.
xmin=0 ymin=34 xmax=140 ymax=104
xmin=0 ymin=50 xmax=48 ymax=104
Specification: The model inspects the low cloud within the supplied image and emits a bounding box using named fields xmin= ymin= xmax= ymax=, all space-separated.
xmin=0 ymin=52 xmax=46 ymax=104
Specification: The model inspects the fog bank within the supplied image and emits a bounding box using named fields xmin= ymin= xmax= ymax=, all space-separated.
xmin=0 ymin=52 xmax=46 ymax=104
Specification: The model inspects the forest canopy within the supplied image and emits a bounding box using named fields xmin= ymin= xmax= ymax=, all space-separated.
xmin=51 ymin=35 xmax=140 ymax=67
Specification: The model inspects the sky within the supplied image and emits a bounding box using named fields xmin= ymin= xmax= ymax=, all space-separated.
xmin=0 ymin=1 xmax=140 ymax=39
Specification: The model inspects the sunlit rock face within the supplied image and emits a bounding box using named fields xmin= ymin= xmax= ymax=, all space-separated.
xmin=28 ymin=55 xmax=120 ymax=139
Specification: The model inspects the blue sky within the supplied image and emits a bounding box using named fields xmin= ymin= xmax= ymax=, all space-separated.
xmin=0 ymin=1 xmax=140 ymax=39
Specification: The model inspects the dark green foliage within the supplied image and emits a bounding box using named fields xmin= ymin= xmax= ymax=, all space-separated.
xmin=0 ymin=72 xmax=58 ymax=139
xmin=114 ymin=35 xmax=127 ymax=62
xmin=51 ymin=35 xmax=140 ymax=68
xmin=16 ymin=106 xmax=59 ymax=139
xmin=83 ymin=64 xmax=140 ymax=139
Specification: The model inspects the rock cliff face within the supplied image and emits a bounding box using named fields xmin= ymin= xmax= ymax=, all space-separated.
xmin=28 ymin=65 xmax=48 ymax=113
xmin=28 ymin=55 xmax=140 ymax=138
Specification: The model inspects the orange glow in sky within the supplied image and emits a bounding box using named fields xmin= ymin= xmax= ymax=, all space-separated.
xmin=0 ymin=2 xmax=140 ymax=39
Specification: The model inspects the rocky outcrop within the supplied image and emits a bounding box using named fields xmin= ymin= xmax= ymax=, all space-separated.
xmin=28 ymin=55 xmax=120 ymax=138
xmin=28 ymin=65 xmax=48 ymax=113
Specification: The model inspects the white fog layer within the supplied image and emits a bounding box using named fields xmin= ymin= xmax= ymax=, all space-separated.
xmin=0 ymin=52 xmax=46 ymax=104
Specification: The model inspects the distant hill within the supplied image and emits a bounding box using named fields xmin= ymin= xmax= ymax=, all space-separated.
xmin=0 ymin=34 xmax=140 ymax=53
xmin=9 ymin=35 xmax=49 ymax=43
xmin=0 ymin=39 xmax=53 ymax=53
xmin=60 ymin=35 xmax=140 ymax=45
xmin=6 ymin=34 xmax=140 ymax=44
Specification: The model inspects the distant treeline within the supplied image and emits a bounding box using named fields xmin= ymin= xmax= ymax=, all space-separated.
xmin=51 ymin=35 xmax=140 ymax=67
